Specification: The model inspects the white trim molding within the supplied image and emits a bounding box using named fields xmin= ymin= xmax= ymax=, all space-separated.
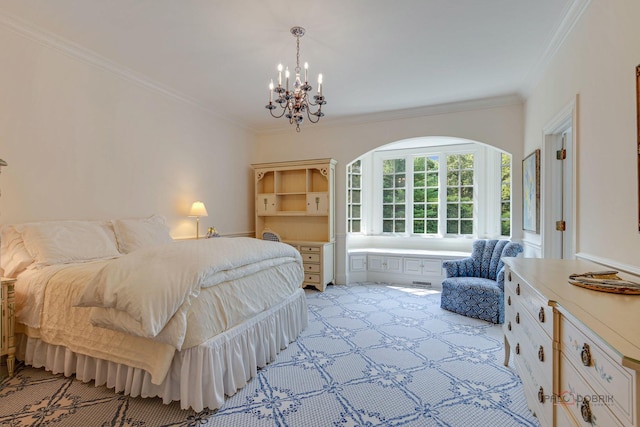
xmin=576 ymin=252 xmax=640 ymax=277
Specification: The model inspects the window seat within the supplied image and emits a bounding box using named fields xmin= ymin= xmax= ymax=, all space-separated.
xmin=347 ymin=248 xmax=470 ymax=288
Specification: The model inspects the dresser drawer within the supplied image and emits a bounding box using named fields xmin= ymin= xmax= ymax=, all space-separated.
xmin=300 ymin=246 xmax=320 ymax=253
xmin=513 ymin=354 xmax=554 ymax=427
xmin=555 ymin=404 xmax=579 ymax=427
xmin=560 ymin=352 xmax=625 ymax=426
xmin=506 ymin=268 xmax=554 ymax=339
xmin=560 ymin=312 xmax=635 ymax=424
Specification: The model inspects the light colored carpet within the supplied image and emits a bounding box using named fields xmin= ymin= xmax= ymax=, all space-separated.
xmin=0 ymin=283 xmax=539 ymax=426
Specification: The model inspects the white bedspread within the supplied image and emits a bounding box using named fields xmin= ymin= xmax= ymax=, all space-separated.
xmin=14 ymin=237 xmax=305 ymax=384
xmin=76 ymin=237 xmax=303 ymax=349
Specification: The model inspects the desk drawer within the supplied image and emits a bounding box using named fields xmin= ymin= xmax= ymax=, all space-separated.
xmin=302 ymin=253 xmax=320 ymax=263
xmin=304 ymin=273 xmax=320 ymax=284
xmin=304 ymin=263 xmax=321 ymax=273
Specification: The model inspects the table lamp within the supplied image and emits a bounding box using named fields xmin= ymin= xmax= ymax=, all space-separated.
xmin=189 ymin=201 xmax=208 ymax=239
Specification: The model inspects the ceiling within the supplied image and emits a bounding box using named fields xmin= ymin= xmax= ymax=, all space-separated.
xmin=0 ymin=0 xmax=578 ymax=133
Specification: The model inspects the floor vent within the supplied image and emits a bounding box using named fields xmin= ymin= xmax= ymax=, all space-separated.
xmin=412 ymin=281 xmax=432 ymax=287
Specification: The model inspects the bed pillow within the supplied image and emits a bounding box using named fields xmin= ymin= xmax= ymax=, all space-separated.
xmin=112 ymin=215 xmax=173 ymax=254
xmin=0 ymin=225 xmax=34 ymax=277
xmin=21 ymin=220 xmax=121 ymax=268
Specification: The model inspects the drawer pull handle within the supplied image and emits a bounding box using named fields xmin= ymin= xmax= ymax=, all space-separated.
xmin=515 ymin=313 xmax=520 ymax=324
xmin=537 ymin=386 xmax=545 ymax=404
xmin=581 ymin=343 xmax=592 ymax=366
xmin=538 ymin=345 xmax=544 ymax=362
xmin=516 ymin=284 xmax=520 ymax=295
xmin=508 ymin=272 xmax=512 ymax=282
xmin=538 ymin=307 xmax=545 ymax=323
xmin=507 ymin=296 xmax=511 ymax=306
xmin=581 ymin=399 xmax=592 ymax=423
xmin=507 ymin=321 xmax=512 ymax=331
xmin=515 ymin=343 xmax=520 ymax=355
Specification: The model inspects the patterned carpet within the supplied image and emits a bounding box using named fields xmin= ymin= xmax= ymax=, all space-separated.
xmin=0 ymin=283 xmax=539 ymax=427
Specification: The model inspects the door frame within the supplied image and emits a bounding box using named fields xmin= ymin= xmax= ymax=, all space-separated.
xmin=542 ymin=95 xmax=578 ymax=259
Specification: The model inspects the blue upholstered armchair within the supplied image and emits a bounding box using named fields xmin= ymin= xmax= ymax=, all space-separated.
xmin=440 ymin=239 xmax=523 ymax=324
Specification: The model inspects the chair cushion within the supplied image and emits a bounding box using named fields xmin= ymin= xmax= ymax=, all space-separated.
xmin=441 ymin=277 xmax=504 ymax=324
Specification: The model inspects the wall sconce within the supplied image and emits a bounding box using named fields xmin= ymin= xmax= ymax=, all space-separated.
xmin=188 ymin=201 xmax=208 ymax=239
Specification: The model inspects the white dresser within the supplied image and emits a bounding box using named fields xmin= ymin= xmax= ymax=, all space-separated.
xmin=503 ymin=258 xmax=640 ymax=427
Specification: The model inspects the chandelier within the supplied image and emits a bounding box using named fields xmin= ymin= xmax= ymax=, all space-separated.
xmin=265 ymin=26 xmax=326 ymax=132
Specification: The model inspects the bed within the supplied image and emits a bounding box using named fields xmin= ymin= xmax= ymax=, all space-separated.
xmin=0 ymin=216 xmax=307 ymax=411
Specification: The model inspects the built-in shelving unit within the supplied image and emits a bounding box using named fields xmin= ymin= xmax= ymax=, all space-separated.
xmin=252 ymin=158 xmax=336 ymax=291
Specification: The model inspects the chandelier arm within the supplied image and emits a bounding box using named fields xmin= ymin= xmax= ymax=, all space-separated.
xmin=305 ymin=107 xmax=321 ymax=124
xmin=269 ymin=107 xmax=288 ymax=119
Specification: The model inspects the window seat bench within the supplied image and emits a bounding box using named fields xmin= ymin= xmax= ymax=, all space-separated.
xmin=347 ymin=248 xmax=470 ymax=288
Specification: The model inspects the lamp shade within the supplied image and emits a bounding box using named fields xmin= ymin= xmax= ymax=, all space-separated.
xmin=189 ymin=201 xmax=208 ymax=217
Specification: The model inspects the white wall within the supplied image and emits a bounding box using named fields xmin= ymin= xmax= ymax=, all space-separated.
xmin=523 ymin=0 xmax=640 ymax=272
xmin=0 ymin=22 xmax=255 ymax=238
xmin=255 ymin=100 xmax=524 ymax=283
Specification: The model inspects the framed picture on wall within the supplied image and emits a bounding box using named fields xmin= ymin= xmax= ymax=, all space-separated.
xmin=522 ymin=149 xmax=540 ymax=233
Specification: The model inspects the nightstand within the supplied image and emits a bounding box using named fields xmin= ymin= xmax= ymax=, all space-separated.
xmin=1 ymin=277 xmax=16 ymax=377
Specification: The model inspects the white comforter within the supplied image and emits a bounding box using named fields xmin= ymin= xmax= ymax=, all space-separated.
xmin=76 ymin=237 xmax=303 ymax=349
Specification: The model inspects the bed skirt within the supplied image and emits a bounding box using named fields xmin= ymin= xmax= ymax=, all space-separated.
xmin=16 ymin=287 xmax=308 ymax=412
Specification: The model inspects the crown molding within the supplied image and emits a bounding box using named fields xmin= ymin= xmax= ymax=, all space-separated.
xmin=256 ymin=94 xmax=524 ymax=136
xmin=520 ymin=0 xmax=592 ymax=98
xmin=0 ymin=11 xmax=253 ymax=132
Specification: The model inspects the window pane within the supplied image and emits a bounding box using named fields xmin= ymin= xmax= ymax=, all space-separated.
xmin=414 ymin=173 xmax=425 ymax=187
xmin=447 ymin=187 xmax=459 ymax=202
xmin=414 ymin=204 xmax=425 ymax=218
xmin=460 ymin=203 xmax=473 ymax=218
xmin=446 ymin=203 xmax=458 ymax=218
xmin=501 ymin=220 xmax=510 ymax=236
xmin=351 ymin=161 xmax=361 ymax=174
xmin=352 ymin=190 xmax=361 ymax=204
xmin=395 ymin=174 xmax=406 ymax=188
xmin=460 ymin=187 xmax=473 ymax=201
xmin=426 ymin=204 xmax=438 ymax=218
xmin=395 ymin=220 xmax=405 ymax=232
xmin=414 ymin=157 xmax=425 ymax=171
xmin=414 ymin=188 xmax=425 ymax=202
xmin=394 ymin=189 xmax=405 ymax=203
xmin=383 ymin=160 xmax=394 ymax=174
xmin=414 ymin=220 xmax=425 ymax=233
xmin=460 ymin=154 xmax=474 ymax=169
xmin=447 ymin=171 xmax=459 ymax=186
xmin=460 ymin=220 xmax=473 ymax=235
xmin=352 ymin=205 xmax=361 ymax=218
xmin=461 ymin=170 xmax=473 ymax=185
xmin=447 ymin=220 xmax=458 ymax=234
xmin=501 ymin=152 xmax=512 ymax=236
xmin=383 ymin=220 xmax=394 ymax=232
xmin=394 ymin=159 xmax=406 ymax=173
xmin=426 ymin=188 xmax=439 ymax=202
xmin=394 ymin=205 xmax=405 ymax=218
xmin=426 ymin=172 xmax=438 ymax=186
xmin=383 ymin=190 xmax=394 ymax=203
xmin=352 ymin=175 xmax=361 ymax=188
xmin=426 ymin=220 xmax=438 ymax=233
xmin=426 ymin=157 xmax=439 ymax=170
xmin=383 ymin=175 xmax=393 ymax=188
xmin=383 ymin=205 xmax=393 ymax=218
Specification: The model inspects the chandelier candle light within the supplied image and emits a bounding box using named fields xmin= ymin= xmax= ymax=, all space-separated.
xmin=265 ymin=26 xmax=326 ymax=132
